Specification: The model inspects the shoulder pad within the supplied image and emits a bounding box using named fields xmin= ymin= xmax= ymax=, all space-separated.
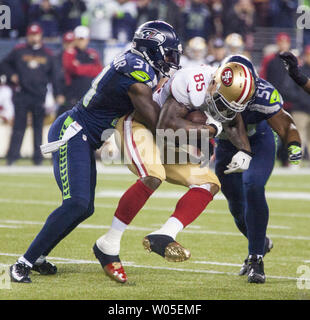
xmin=113 ymin=51 xmax=157 ymax=89
xmin=249 ymin=78 xmax=283 ymax=115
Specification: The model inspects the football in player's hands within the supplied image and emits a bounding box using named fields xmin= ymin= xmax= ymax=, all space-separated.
xmin=185 ymin=110 xmax=208 ymax=124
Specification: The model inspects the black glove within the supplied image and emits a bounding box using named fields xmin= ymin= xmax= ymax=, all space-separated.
xmin=279 ymin=51 xmax=308 ymax=87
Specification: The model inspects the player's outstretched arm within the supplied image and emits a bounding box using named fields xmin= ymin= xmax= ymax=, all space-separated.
xmin=157 ymin=95 xmax=219 ymax=138
xmin=267 ymin=109 xmax=302 ymax=164
xmin=279 ymin=51 xmax=310 ymax=94
xmin=128 ymin=82 xmax=161 ymax=134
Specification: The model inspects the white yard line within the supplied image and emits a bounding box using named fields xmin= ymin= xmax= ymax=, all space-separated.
xmin=96 ymin=190 xmax=310 ymax=201
xmin=0 ymin=224 xmax=21 ymax=229
xmin=0 ymin=198 xmax=309 ymax=220
xmin=0 ymin=218 xmax=308 ymax=241
xmin=0 ymin=252 xmax=307 ymax=282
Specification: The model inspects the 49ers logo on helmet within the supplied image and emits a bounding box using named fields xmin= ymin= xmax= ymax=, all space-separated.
xmin=221 ymin=67 xmax=233 ymax=86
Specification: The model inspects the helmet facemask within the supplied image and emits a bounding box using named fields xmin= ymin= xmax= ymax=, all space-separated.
xmin=205 ymin=90 xmax=238 ymax=122
xmin=203 ymin=62 xmax=256 ymax=122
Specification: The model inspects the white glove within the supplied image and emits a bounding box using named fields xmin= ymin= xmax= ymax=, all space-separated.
xmin=205 ymin=112 xmax=223 ymax=137
xmin=224 ymin=150 xmax=253 ymax=174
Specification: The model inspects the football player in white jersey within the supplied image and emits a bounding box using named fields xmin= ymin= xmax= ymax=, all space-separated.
xmin=94 ymin=61 xmax=254 ymax=283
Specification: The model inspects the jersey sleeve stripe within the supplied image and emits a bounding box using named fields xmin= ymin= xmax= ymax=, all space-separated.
xmin=123 ymin=114 xmax=148 ymax=178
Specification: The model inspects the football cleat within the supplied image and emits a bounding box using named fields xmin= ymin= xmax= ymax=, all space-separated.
xmin=239 ymin=237 xmax=273 ymax=276
xmin=10 ymin=262 xmax=32 ymax=283
xmin=239 ymin=257 xmax=249 ymax=276
xmin=264 ymin=236 xmax=273 ymax=255
xmin=247 ymin=255 xmax=266 ymax=284
xmin=93 ymin=243 xmax=127 ymax=283
xmin=142 ymin=234 xmax=191 ymax=262
xmin=32 ymin=260 xmax=57 ymax=275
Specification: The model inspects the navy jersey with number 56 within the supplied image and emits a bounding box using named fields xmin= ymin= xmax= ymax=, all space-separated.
xmin=69 ymin=51 xmax=157 ymax=149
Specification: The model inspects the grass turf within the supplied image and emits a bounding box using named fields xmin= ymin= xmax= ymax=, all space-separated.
xmin=0 ymin=165 xmax=309 ymax=300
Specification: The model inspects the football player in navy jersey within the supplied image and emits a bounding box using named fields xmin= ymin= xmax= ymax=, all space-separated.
xmin=9 ymin=21 xmax=183 ymax=284
xmin=214 ymin=55 xmax=302 ymax=283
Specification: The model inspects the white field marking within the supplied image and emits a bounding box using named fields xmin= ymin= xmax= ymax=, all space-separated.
xmin=3 ymin=174 xmax=310 ymax=189
xmin=192 ymin=261 xmax=242 ymax=267
xmin=0 ymin=219 xmax=308 ymax=241
xmin=0 ymin=182 xmax=45 ymax=189
xmin=0 ymin=224 xmax=21 ymax=229
xmin=268 ymin=182 xmax=310 ymax=189
xmin=267 ymin=225 xmax=291 ymax=230
xmin=0 ymin=252 xmax=307 ymax=282
xmin=96 ymin=190 xmax=310 ymax=201
xmin=0 ymin=197 xmax=309 ymax=219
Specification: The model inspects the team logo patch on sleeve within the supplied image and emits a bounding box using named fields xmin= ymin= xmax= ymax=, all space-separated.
xmin=221 ymin=67 xmax=233 ymax=87
xmin=130 ymin=70 xmax=151 ymax=82
xmin=269 ymin=89 xmax=281 ymax=104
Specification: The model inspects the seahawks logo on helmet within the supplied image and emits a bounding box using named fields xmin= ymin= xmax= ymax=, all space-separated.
xmin=136 ymin=28 xmax=166 ymax=45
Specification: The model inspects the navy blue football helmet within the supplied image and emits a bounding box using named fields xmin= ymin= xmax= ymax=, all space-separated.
xmin=131 ymin=20 xmax=182 ymax=77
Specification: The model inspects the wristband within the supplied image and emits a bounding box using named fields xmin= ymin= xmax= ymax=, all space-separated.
xmin=287 ymin=141 xmax=301 ymax=148
xmin=240 ymin=149 xmax=254 ymax=157
xmin=208 ymin=123 xmax=218 ymax=137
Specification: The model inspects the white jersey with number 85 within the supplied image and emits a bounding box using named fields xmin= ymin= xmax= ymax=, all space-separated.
xmin=153 ymin=64 xmax=217 ymax=110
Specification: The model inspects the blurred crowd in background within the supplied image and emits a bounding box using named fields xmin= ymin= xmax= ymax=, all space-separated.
xmin=0 ymin=0 xmax=309 ymax=166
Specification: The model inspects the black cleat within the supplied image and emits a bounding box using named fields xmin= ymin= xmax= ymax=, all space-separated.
xmin=239 ymin=237 xmax=273 ymax=276
xmin=239 ymin=257 xmax=249 ymax=276
xmin=264 ymin=236 xmax=273 ymax=256
xmin=10 ymin=262 xmax=32 ymax=283
xmin=247 ymin=255 xmax=266 ymax=284
xmin=32 ymin=260 xmax=57 ymax=275
xmin=143 ymin=234 xmax=191 ymax=262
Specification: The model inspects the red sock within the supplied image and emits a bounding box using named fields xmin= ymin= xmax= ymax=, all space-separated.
xmin=171 ymin=188 xmax=213 ymax=228
xmin=115 ymin=179 xmax=154 ymax=225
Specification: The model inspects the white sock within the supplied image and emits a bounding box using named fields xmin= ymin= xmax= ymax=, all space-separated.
xmin=150 ymin=217 xmax=184 ymax=240
xmin=96 ymin=217 xmax=127 ymax=255
xmin=34 ymin=255 xmax=46 ymax=265
xmin=18 ymin=256 xmax=33 ymax=268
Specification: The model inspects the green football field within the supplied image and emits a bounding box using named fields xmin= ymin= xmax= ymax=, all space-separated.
xmin=0 ymin=163 xmax=310 ymax=300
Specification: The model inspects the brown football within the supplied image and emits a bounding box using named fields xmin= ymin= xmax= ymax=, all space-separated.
xmin=185 ymin=110 xmax=208 ymax=124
